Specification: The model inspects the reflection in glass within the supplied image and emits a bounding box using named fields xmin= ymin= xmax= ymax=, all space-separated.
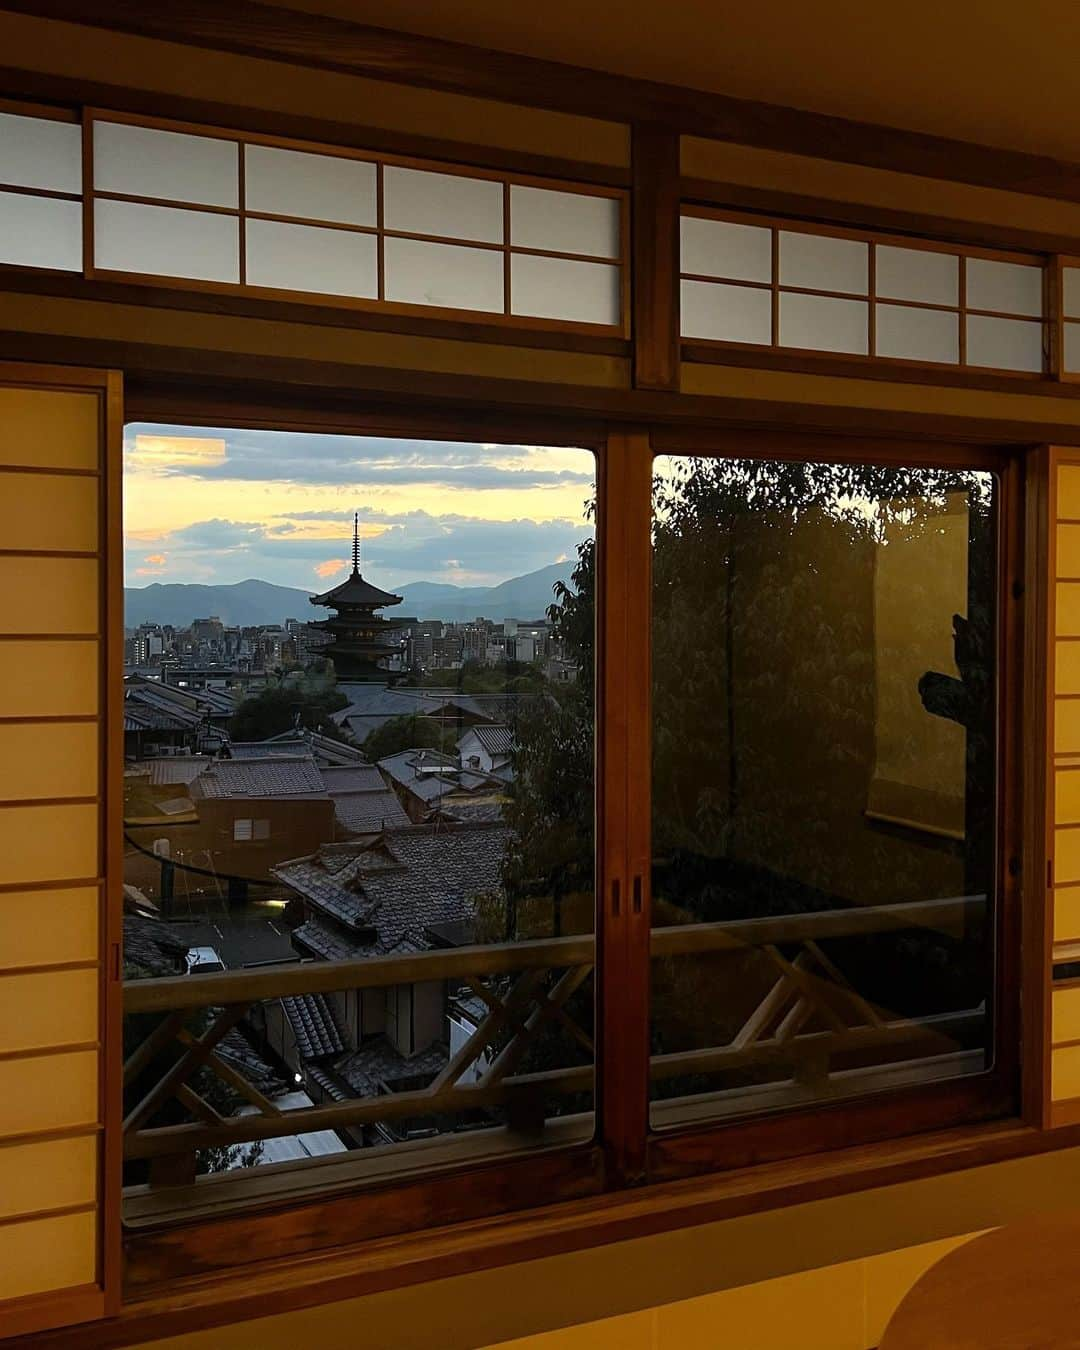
xmin=650 ymin=454 xmax=997 ymax=1126
xmin=120 ymin=427 xmax=595 ymax=1194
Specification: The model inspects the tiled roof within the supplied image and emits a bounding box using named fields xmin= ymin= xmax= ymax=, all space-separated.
xmin=468 ymin=723 xmax=514 ymax=757
xmin=280 ymin=823 xmax=510 ymax=957
xmin=229 ymin=739 xmax=309 ymax=759
xmin=192 ymin=756 xmax=328 ymax=800
xmin=279 ymin=993 xmax=345 ymax=1061
xmin=140 ymin=757 xmax=214 ymax=786
xmin=320 ymin=765 xmax=386 ymax=793
xmin=332 ymin=790 xmax=412 ymax=835
xmin=336 ymin=1036 xmax=448 ymax=1099
xmin=377 ymin=749 xmax=463 ymax=803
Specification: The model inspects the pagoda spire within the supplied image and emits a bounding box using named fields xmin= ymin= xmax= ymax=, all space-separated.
xmin=351 ymin=510 xmax=361 ymax=575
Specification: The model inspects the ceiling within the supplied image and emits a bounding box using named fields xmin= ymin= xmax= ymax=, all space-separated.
xmin=277 ymin=0 xmax=1080 ymax=162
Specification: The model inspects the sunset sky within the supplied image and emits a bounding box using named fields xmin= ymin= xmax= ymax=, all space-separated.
xmin=123 ymin=423 xmax=595 ymax=592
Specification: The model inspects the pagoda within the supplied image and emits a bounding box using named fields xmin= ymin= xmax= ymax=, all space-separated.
xmin=309 ymin=513 xmax=405 ymax=681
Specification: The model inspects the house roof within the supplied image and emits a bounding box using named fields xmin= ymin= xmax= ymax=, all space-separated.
xmin=335 ymin=1036 xmax=448 ymax=1100
xmin=331 ymin=788 xmax=412 ymax=835
xmin=191 ymin=755 xmax=328 ymax=800
xmin=279 ymin=993 xmax=346 ymax=1060
xmin=279 ymin=823 xmax=511 ymax=957
xmin=464 ymin=723 xmax=513 ymax=757
xmin=139 ymin=757 xmax=214 ymax=786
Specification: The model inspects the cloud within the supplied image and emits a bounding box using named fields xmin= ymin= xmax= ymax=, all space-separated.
xmin=124 ymin=508 xmax=591 ymax=590
xmin=124 ymin=424 xmax=594 ymax=491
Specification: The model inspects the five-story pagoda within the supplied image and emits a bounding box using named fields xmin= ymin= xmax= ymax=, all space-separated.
xmin=310 ymin=513 xmax=405 ymax=680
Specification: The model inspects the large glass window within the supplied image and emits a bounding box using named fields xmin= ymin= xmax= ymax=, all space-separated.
xmin=649 ymin=453 xmax=998 ymax=1127
xmin=120 ymin=425 xmax=595 ymax=1202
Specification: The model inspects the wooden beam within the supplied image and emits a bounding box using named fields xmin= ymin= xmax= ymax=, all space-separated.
xmin=632 ymin=125 xmax=680 ymax=391
xmin=10 ymin=1 xmax=1080 ymax=204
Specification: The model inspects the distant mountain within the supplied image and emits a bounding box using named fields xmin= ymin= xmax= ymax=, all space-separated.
xmin=125 ymin=562 xmax=576 ymax=628
xmin=125 ymin=578 xmax=313 ymax=629
xmin=398 ymin=561 xmax=574 ymax=622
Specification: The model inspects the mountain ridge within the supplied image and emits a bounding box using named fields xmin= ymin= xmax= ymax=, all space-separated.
xmin=124 ymin=561 xmax=575 ymax=627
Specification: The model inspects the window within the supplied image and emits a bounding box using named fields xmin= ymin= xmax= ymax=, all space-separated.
xmin=121 ymin=423 xmax=596 ymax=1208
xmin=680 ymin=208 xmax=1048 ymax=373
xmin=649 ymin=450 xmax=1003 ymax=1131
xmin=85 ymin=114 xmax=625 ymax=328
xmin=0 ymin=108 xmax=82 ymax=272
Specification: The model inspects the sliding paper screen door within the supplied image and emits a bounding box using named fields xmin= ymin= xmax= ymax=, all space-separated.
xmin=0 ymin=364 xmax=122 ymax=1337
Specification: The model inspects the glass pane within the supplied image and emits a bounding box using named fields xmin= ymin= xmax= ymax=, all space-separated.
xmin=0 ymin=191 xmax=81 ymax=271
xmin=965 ymin=314 xmax=1043 ymax=372
xmin=965 ymin=257 xmax=1043 ymax=318
xmin=650 ymin=454 xmax=997 ymax=1127
xmin=779 ymin=231 xmax=868 ymax=295
xmin=875 ymin=303 xmax=959 ymax=364
xmin=510 ymin=254 xmax=619 ymax=325
xmin=121 ymin=422 xmax=595 ymax=1197
xmin=245 ymin=218 xmax=378 ymax=299
xmin=384 ymin=235 xmax=503 ymax=312
xmin=875 ymin=245 xmax=958 ymax=307
xmin=510 ymin=186 xmax=619 ymax=260
xmin=94 ymin=121 xmax=238 ymax=209
xmin=1063 ymin=268 xmax=1080 ymax=320
xmin=384 ymin=166 xmax=503 ymax=244
xmin=681 ymin=216 xmax=771 ymax=284
xmin=1065 ymin=321 xmax=1080 ymax=374
xmin=244 ymin=145 xmax=376 ymax=227
xmin=0 ymin=112 xmax=81 ymax=193
xmin=680 ymin=279 xmax=771 ymax=344
xmin=95 ymin=199 xmax=240 ymax=283
xmin=779 ymin=292 xmax=868 ymax=354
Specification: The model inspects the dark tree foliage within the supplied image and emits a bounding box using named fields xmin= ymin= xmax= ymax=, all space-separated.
xmin=227 ymin=667 xmax=349 ymax=743
xmin=361 ymin=713 xmax=458 ymax=761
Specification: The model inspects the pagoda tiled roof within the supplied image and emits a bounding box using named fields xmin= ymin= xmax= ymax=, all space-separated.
xmin=310 ymin=568 xmax=402 ymax=609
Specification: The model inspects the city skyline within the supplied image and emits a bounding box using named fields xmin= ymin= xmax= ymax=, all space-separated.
xmin=124 ymin=423 xmax=595 ymax=592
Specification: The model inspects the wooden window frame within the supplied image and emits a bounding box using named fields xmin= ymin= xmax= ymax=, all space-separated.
xmin=76 ymin=108 xmax=630 ymax=340
xmin=679 ymin=203 xmax=1051 ymax=380
xmin=111 ymin=398 xmax=1025 ymax=1296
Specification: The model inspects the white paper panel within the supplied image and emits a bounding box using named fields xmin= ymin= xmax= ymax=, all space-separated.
xmin=511 ymin=254 xmax=619 ymax=325
xmin=244 ymin=144 xmax=376 ymax=227
xmin=965 ymin=257 xmax=1043 ymax=317
xmin=0 ymin=1049 xmax=98 ymax=1138
xmin=875 ymin=245 xmax=958 ymax=307
xmin=94 ymin=120 xmax=238 ymax=207
xmin=875 ymin=303 xmax=959 ymax=364
xmin=0 ymin=190 xmax=81 ymax=272
xmin=0 ymin=1135 xmax=97 ymax=1221
xmin=779 ymin=291 xmax=868 ymax=354
xmin=1063 ymin=268 xmax=1080 ymax=319
xmin=510 ymin=185 xmax=619 ymax=260
xmin=0 ymin=887 xmax=99 ymax=970
xmin=384 ymin=166 xmax=503 ymax=244
xmin=681 ymin=216 xmax=771 ymax=283
xmin=0 ymin=388 xmax=99 ymax=470
xmin=2 ymin=473 xmax=97 ymax=553
xmin=95 ymin=198 xmax=240 ymax=283
xmin=0 ymin=969 xmax=98 ymax=1054
xmin=966 ymin=314 xmax=1044 ymax=372
xmin=245 ymin=218 xmax=378 ymax=298
xmin=1064 ymin=320 xmax=1080 ymax=373
xmin=0 ymin=723 xmax=98 ymax=802
xmin=0 ymin=557 xmax=98 ymax=635
xmin=680 ymin=278 xmax=771 ymax=344
xmin=0 ymin=112 xmax=81 ymax=193
xmin=779 ymin=231 xmax=868 ymax=295
xmin=384 ymin=235 xmax=503 ymax=312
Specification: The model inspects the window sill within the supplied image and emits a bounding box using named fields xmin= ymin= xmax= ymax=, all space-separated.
xmin=17 ymin=1114 xmax=1080 ymax=1349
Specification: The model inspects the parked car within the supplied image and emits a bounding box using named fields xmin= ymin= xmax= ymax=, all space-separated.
xmin=184 ymin=945 xmax=226 ymax=974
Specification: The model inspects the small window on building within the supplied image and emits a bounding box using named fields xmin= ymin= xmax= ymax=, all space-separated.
xmin=253 ymin=818 xmax=270 ymax=841
xmin=233 ymin=818 xmax=253 ymax=842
